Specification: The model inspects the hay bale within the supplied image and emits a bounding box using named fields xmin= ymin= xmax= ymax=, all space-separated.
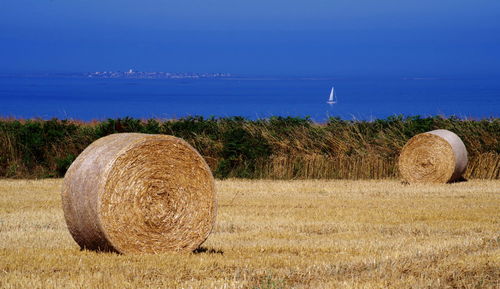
xmin=398 ymin=129 xmax=468 ymax=183
xmin=61 ymin=133 xmax=217 ymax=254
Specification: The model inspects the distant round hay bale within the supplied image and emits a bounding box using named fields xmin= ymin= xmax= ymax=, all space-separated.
xmin=398 ymin=129 xmax=468 ymax=183
xmin=61 ymin=133 xmax=216 ymax=254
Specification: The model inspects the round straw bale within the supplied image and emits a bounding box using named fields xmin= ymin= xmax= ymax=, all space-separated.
xmin=398 ymin=129 xmax=468 ymax=183
xmin=61 ymin=133 xmax=216 ymax=254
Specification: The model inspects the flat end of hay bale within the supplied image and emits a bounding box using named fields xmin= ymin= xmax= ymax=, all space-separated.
xmin=62 ymin=133 xmax=217 ymax=254
xmin=398 ymin=130 xmax=468 ymax=184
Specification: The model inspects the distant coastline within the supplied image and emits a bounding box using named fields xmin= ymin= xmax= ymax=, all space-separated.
xmin=86 ymin=69 xmax=232 ymax=79
xmin=0 ymin=70 xmax=232 ymax=80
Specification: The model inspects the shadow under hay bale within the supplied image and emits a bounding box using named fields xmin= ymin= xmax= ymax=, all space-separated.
xmin=61 ymin=133 xmax=217 ymax=254
xmin=398 ymin=129 xmax=468 ymax=184
xmin=193 ymin=247 xmax=224 ymax=255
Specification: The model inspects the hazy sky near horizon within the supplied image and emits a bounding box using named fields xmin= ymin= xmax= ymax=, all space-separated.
xmin=1 ymin=0 xmax=499 ymax=76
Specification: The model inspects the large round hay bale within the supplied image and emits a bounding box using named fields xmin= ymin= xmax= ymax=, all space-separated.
xmin=61 ymin=133 xmax=217 ymax=254
xmin=398 ymin=129 xmax=468 ymax=183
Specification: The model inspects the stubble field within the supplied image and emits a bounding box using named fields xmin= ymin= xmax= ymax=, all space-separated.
xmin=0 ymin=179 xmax=499 ymax=288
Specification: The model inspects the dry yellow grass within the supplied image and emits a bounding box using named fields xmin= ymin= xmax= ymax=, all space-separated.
xmin=0 ymin=179 xmax=499 ymax=288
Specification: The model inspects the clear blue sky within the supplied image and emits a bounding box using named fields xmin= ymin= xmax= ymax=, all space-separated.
xmin=1 ymin=0 xmax=499 ymax=76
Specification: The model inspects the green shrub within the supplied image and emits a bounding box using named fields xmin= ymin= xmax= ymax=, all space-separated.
xmin=215 ymin=126 xmax=271 ymax=178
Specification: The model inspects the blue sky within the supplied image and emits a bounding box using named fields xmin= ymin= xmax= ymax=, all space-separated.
xmin=1 ymin=0 xmax=499 ymax=76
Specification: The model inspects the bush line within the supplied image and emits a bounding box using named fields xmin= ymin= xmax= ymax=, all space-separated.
xmin=0 ymin=116 xmax=498 ymax=179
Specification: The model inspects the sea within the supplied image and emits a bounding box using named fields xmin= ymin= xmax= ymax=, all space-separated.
xmin=1 ymin=74 xmax=499 ymax=122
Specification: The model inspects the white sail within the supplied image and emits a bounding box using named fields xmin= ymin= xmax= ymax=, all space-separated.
xmin=327 ymin=87 xmax=336 ymax=104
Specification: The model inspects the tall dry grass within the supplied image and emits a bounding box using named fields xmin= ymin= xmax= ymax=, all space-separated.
xmin=246 ymin=117 xmax=499 ymax=179
xmin=255 ymin=154 xmax=396 ymax=179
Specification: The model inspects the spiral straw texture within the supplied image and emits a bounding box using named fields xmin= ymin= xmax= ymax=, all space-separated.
xmin=61 ymin=133 xmax=216 ymax=254
xmin=398 ymin=129 xmax=468 ymax=183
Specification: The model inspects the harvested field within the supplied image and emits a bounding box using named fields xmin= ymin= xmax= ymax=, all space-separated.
xmin=0 ymin=179 xmax=499 ymax=288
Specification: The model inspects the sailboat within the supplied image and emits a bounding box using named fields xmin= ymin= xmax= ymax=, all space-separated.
xmin=327 ymin=87 xmax=336 ymax=104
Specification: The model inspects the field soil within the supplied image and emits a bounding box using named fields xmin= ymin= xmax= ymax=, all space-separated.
xmin=0 ymin=179 xmax=499 ymax=288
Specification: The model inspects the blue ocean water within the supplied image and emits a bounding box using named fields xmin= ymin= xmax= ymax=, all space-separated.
xmin=0 ymin=75 xmax=498 ymax=121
